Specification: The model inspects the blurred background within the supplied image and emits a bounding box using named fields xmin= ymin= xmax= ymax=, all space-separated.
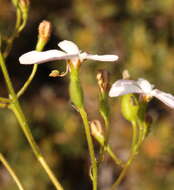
xmin=1 ymin=0 xmax=174 ymax=189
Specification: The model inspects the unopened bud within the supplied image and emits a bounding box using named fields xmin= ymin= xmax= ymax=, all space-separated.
xmin=122 ymin=70 xmax=130 ymax=79
xmin=90 ymin=120 xmax=104 ymax=139
xmin=38 ymin=20 xmax=52 ymax=42
xmin=49 ymin=70 xmax=60 ymax=77
xmin=36 ymin=20 xmax=52 ymax=51
xmin=19 ymin=0 xmax=30 ymax=9
xmin=96 ymin=70 xmax=109 ymax=93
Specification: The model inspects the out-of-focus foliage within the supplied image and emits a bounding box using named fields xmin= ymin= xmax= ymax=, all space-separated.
xmin=0 ymin=0 xmax=174 ymax=189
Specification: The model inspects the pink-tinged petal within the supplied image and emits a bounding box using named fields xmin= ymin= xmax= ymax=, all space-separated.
xmin=109 ymin=79 xmax=142 ymax=97
xmin=152 ymin=89 xmax=174 ymax=109
xmin=58 ymin=40 xmax=80 ymax=54
xmin=19 ymin=50 xmax=76 ymax=65
xmin=86 ymin=54 xmax=119 ymax=62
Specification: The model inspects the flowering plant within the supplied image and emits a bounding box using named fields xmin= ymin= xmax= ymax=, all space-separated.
xmin=1 ymin=1 xmax=174 ymax=190
xmin=109 ymin=78 xmax=174 ymax=108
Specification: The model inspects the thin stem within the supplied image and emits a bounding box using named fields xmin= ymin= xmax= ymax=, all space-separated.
xmin=18 ymin=18 xmax=27 ymax=33
xmin=131 ymin=121 xmax=138 ymax=152
xmin=0 ymin=53 xmax=16 ymax=97
xmin=92 ymin=128 xmax=124 ymax=167
xmin=110 ymin=120 xmax=140 ymax=189
xmin=97 ymin=93 xmax=111 ymax=166
xmin=0 ymin=153 xmax=24 ymax=190
xmin=15 ymin=8 xmax=22 ymax=29
xmin=0 ymin=52 xmax=64 ymax=190
xmin=17 ymin=64 xmax=38 ymax=98
xmin=17 ymin=34 xmax=48 ymax=98
xmin=0 ymin=97 xmax=11 ymax=103
xmin=110 ymin=154 xmax=135 ymax=190
xmin=106 ymin=146 xmax=124 ymax=167
xmin=136 ymin=119 xmax=145 ymax=148
xmin=3 ymin=2 xmax=27 ymax=58
xmin=79 ymin=108 xmax=98 ymax=190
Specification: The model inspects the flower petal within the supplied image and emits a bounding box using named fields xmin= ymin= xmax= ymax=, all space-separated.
xmin=152 ymin=89 xmax=174 ymax=108
xmin=19 ymin=50 xmax=76 ymax=65
xmin=137 ymin=78 xmax=154 ymax=93
xmin=86 ymin=54 xmax=119 ymax=62
xmin=58 ymin=40 xmax=80 ymax=54
xmin=109 ymin=80 xmax=142 ymax=97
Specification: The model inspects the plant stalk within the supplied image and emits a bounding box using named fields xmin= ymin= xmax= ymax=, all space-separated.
xmin=0 ymin=153 xmax=24 ymax=190
xmin=79 ymin=108 xmax=98 ymax=190
xmin=0 ymin=52 xmax=64 ymax=190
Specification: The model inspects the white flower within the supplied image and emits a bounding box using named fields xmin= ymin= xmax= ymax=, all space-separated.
xmin=19 ymin=40 xmax=119 ymax=66
xmin=109 ymin=78 xmax=174 ymax=108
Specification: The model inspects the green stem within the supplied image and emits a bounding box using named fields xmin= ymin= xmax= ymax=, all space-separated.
xmin=0 ymin=53 xmax=16 ymax=97
xmin=111 ymin=120 xmax=140 ymax=189
xmin=79 ymin=108 xmax=98 ymax=190
xmin=17 ymin=34 xmax=47 ymax=98
xmin=15 ymin=8 xmax=22 ymax=30
xmin=0 ymin=52 xmax=64 ymax=190
xmin=18 ymin=16 xmax=28 ymax=33
xmin=111 ymin=154 xmax=135 ymax=190
xmin=0 ymin=153 xmax=24 ymax=190
xmin=17 ymin=64 xmax=38 ymax=98
xmin=106 ymin=146 xmax=124 ymax=167
xmin=131 ymin=121 xmax=138 ymax=152
xmin=97 ymin=92 xmax=110 ymax=166
xmin=0 ymin=97 xmax=11 ymax=103
xmin=92 ymin=126 xmax=124 ymax=167
xmin=69 ymin=65 xmax=98 ymax=189
xmin=3 ymin=2 xmax=27 ymax=58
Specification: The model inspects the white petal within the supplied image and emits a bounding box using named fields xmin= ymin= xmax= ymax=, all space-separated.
xmin=58 ymin=40 xmax=80 ymax=54
xmin=152 ymin=89 xmax=174 ymax=108
xmin=137 ymin=78 xmax=154 ymax=93
xmin=109 ymin=80 xmax=142 ymax=97
xmin=19 ymin=50 xmax=77 ymax=65
xmin=86 ymin=54 xmax=119 ymax=62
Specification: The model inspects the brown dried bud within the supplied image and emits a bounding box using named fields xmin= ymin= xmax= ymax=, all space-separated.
xmin=38 ymin=20 xmax=52 ymax=41
xmin=122 ymin=70 xmax=130 ymax=79
xmin=96 ymin=70 xmax=109 ymax=93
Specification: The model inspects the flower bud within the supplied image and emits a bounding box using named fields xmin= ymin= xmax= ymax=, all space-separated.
xmin=38 ymin=20 xmax=52 ymax=42
xmin=90 ymin=120 xmax=105 ymax=146
xmin=122 ymin=69 xmax=130 ymax=79
xmin=90 ymin=120 xmax=103 ymax=138
xmin=36 ymin=20 xmax=52 ymax=51
xmin=19 ymin=0 xmax=30 ymax=9
xmin=97 ymin=70 xmax=110 ymax=126
xmin=96 ymin=70 xmax=109 ymax=94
